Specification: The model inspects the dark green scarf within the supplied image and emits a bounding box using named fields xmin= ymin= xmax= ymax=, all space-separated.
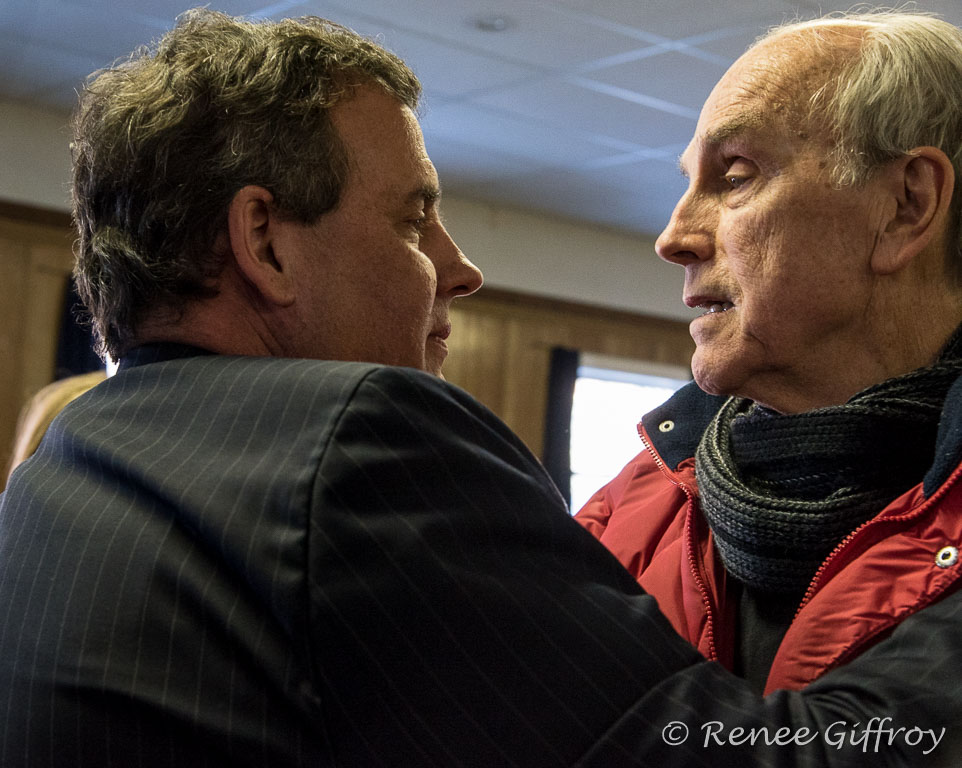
xmin=696 ymin=328 xmax=962 ymax=594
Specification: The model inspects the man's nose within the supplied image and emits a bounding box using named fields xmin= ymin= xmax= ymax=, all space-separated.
xmin=436 ymin=224 xmax=483 ymax=297
xmin=655 ymin=189 xmax=714 ymax=266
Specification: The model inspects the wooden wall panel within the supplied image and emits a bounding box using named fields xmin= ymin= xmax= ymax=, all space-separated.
xmin=0 ymin=234 xmax=31 ymax=483
xmin=0 ymin=207 xmax=75 ymax=485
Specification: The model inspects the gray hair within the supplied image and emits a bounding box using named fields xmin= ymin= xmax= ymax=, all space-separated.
xmin=71 ymin=8 xmax=421 ymax=359
xmin=757 ymin=10 xmax=962 ymax=277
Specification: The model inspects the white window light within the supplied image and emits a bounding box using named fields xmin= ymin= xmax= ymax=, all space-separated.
xmin=569 ymin=353 xmax=689 ymax=514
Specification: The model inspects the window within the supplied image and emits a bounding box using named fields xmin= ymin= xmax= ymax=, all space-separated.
xmin=568 ymin=353 xmax=689 ymax=513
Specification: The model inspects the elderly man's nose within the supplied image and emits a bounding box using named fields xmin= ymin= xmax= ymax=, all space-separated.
xmin=655 ymin=193 xmax=713 ymax=265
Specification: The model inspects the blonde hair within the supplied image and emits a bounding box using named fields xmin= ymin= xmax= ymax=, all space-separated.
xmin=6 ymin=371 xmax=106 ymax=482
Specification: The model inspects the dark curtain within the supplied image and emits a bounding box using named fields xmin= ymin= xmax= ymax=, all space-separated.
xmin=54 ymin=276 xmax=103 ymax=380
xmin=542 ymin=346 xmax=580 ymax=507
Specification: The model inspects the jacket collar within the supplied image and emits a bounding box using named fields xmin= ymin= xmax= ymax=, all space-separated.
xmin=117 ymin=343 xmax=215 ymax=371
xmin=926 ymin=371 xmax=962 ymax=495
xmin=640 ymin=381 xmax=727 ymax=471
xmin=643 ymin=372 xmax=962 ymax=498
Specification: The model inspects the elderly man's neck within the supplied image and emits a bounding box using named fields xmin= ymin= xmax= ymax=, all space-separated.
xmin=753 ymin=298 xmax=962 ymax=414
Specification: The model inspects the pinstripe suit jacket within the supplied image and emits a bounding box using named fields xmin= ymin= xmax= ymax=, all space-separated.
xmin=2 ymin=344 xmax=962 ymax=767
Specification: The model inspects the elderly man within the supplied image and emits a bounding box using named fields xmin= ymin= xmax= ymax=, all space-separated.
xmin=4 ymin=7 xmax=962 ymax=768
xmin=578 ymin=8 xmax=962 ymax=696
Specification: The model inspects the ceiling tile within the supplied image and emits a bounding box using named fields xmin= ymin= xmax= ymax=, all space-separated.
xmin=422 ymin=135 xmax=556 ymax=192
xmin=373 ymin=30 xmax=543 ymax=99
xmin=691 ymin=24 xmax=769 ymax=61
xmin=464 ymin=165 xmax=673 ymax=235
xmin=587 ymin=49 xmax=727 ymax=113
xmin=546 ymin=0 xmax=769 ymax=39
xmin=59 ymin=0 xmax=280 ymax=20
xmin=1 ymin=0 xmax=170 ymax=63
xmin=472 ymin=77 xmax=697 ymax=149
xmin=594 ymin=154 xmax=688 ymax=197
xmin=421 ymin=101 xmax=619 ymax=169
xmin=0 ymin=34 xmax=101 ymax=103
xmin=299 ymin=0 xmax=651 ymax=69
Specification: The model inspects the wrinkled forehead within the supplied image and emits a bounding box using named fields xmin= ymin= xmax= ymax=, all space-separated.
xmin=681 ymin=30 xmax=852 ymax=168
xmin=709 ymin=38 xmax=817 ymax=128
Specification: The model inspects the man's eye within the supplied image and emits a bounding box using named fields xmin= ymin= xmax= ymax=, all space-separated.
xmin=409 ymin=216 xmax=427 ymax=234
xmin=723 ymin=158 xmax=753 ymax=190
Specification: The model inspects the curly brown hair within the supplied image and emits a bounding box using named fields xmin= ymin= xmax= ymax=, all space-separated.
xmin=71 ymin=8 xmax=421 ymax=359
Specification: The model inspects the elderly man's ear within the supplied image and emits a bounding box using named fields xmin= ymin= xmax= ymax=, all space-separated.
xmin=872 ymin=146 xmax=955 ymax=275
xmin=226 ymin=185 xmax=298 ymax=307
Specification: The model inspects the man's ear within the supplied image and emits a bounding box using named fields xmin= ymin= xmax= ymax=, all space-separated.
xmin=871 ymin=146 xmax=955 ymax=275
xmin=227 ymin=185 xmax=296 ymax=307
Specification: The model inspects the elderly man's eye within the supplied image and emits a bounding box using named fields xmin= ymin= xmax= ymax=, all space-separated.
xmin=723 ymin=157 xmax=754 ymax=190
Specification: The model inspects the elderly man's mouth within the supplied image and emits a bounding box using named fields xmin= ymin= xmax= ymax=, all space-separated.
xmin=699 ymin=301 xmax=735 ymax=316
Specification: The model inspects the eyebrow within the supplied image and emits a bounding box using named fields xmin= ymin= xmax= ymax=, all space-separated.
xmin=407 ymin=183 xmax=442 ymax=206
xmin=703 ymin=110 xmax=767 ymax=148
xmin=678 ymin=109 xmax=768 ymax=176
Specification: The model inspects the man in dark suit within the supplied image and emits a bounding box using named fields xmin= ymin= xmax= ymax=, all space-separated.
xmin=3 ymin=8 xmax=962 ymax=767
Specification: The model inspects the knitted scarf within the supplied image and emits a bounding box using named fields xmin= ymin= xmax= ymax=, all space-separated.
xmin=696 ymin=328 xmax=962 ymax=594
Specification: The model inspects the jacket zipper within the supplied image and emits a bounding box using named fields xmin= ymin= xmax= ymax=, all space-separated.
xmin=794 ymin=458 xmax=962 ymax=622
xmin=638 ymin=424 xmax=719 ymax=661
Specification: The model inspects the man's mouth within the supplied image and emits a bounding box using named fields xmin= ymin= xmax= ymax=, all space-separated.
xmin=686 ymin=293 xmax=736 ymax=316
xmin=700 ymin=301 xmax=735 ymax=315
xmin=429 ymin=323 xmax=452 ymax=341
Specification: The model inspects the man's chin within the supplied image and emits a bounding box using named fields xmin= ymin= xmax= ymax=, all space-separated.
xmin=691 ymin=351 xmax=740 ymax=399
xmin=424 ymin=342 xmax=448 ymax=378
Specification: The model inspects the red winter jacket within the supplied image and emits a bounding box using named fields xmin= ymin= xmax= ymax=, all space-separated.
xmin=575 ymin=382 xmax=962 ymax=695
